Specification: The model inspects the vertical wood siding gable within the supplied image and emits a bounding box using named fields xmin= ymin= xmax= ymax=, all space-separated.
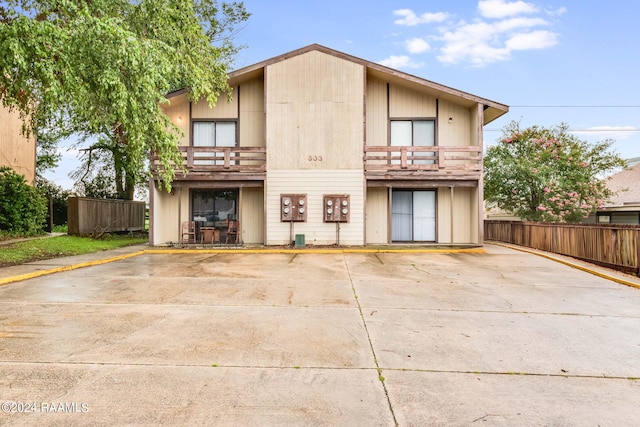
xmin=265 ymin=50 xmax=365 ymax=170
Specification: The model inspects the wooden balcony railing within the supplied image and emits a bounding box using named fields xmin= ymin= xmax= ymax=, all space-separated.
xmin=364 ymin=145 xmax=482 ymax=180
xmin=152 ymin=146 xmax=266 ymax=180
xmin=152 ymin=145 xmax=480 ymax=182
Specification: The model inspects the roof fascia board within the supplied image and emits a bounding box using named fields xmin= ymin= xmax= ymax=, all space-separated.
xmin=174 ymin=43 xmax=509 ymax=123
xmin=229 ymin=44 xmax=508 ymax=111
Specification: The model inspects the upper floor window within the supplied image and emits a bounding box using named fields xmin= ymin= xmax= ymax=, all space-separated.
xmin=193 ymin=121 xmax=237 ymax=166
xmin=390 ymin=120 xmax=435 ymax=165
xmin=390 ymin=120 xmax=435 ymax=147
xmin=193 ymin=121 xmax=237 ymax=148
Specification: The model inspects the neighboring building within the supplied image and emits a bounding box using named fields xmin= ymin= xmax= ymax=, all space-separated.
xmin=149 ymin=44 xmax=509 ymax=246
xmin=484 ymin=204 xmax=521 ymax=221
xmin=585 ymin=158 xmax=640 ymax=225
xmin=0 ymin=105 xmax=36 ymax=184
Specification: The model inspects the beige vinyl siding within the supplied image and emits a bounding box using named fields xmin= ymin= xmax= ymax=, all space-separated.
xmin=192 ymin=91 xmax=237 ymax=119
xmin=389 ymin=84 xmax=436 ymax=118
xmin=265 ymin=50 xmax=364 ymax=170
xmin=0 ymin=106 xmax=36 ymax=184
xmin=366 ymin=187 xmax=388 ymax=244
xmin=366 ymin=75 xmax=387 ymax=147
xmin=266 ymin=170 xmax=364 ymax=245
xmin=150 ymin=186 xmax=181 ymax=244
xmin=438 ymin=100 xmax=472 ymax=146
xmin=470 ymin=186 xmax=479 ymax=244
xmin=437 ymin=188 xmax=451 ymax=243
xmin=163 ymin=100 xmax=190 ymax=146
xmin=239 ymin=78 xmax=265 ymax=148
xmin=437 ymin=187 xmax=475 ymax=244
xmin=452 ymin=187 xmax=473 ymax=243
xmin=240 ymin=187 xmax=264 ymax=244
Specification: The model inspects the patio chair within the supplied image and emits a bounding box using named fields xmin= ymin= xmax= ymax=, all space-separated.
xmin=181 ymin=221 xmax=196 ymax=244
xmin=226 ymin=220 xmax=239 ymax=244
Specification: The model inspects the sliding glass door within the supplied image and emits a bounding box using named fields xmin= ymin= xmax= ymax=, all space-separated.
xmin=392 ymin=190 xmax=436 ymax=242
xmin=191 ymin=190 xmax=238 ymax=242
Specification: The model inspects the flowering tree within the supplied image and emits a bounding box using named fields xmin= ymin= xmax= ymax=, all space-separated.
xmin=484 ymin=121 xmax=626 ymax=222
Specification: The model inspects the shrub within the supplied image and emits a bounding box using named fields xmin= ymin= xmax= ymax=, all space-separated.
xmin=0 ymin=167 xmax=47 ymax=235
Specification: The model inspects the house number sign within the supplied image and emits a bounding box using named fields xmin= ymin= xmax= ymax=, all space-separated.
xmin=307 ymin=155 xmax=323 ymax=161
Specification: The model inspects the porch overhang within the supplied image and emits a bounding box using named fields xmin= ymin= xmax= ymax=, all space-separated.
xmin=366 ymin=179 xmax=478 ymax=188
xmin=167 ymin=179 xmax=264 ymax=189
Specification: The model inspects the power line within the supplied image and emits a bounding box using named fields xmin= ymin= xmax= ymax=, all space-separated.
xmin=509 ymin=105 xmax=640 ymax=108
xmin=484 ymin=128 xmax=640 ymax=132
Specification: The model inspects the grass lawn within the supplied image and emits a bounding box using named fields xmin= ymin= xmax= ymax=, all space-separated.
xmin=0 ymin=234 xmax=148 ymax=267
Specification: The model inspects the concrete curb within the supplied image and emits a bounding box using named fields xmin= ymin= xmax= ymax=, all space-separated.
xmin=0 ymin=247 xmax=484 ymax=286
xmin=487 ymin=241 xmax=640 ymax=290
xmin=145 ymin=247 xmax=487 ymax=255
xmin=4 ymin=244 xmax=640 ymax=290
xmin=0 ymin=251 xmax=146 ymax=286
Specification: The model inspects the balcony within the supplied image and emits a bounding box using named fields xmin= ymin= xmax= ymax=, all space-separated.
xmin=151 ymin=145 xmax=480 ymax=184
xmin=152 ymin=146 xmax=267 ymax=181
xmin=364 ymin=145 xmax=481 ymax=183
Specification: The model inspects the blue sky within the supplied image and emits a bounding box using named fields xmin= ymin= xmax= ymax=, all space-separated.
xmin=47 ymin=0 xmax=640 ymax=189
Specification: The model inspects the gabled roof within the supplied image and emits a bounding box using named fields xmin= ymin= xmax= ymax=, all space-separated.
xmin=228 ymin=44 xmax=509 ymax=125
xmin=604 ymin=163 xmax=640 ymax=208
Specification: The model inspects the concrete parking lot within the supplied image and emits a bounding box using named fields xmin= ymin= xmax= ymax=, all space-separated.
xmin=0 ymin=244 xmax=639 ymax=426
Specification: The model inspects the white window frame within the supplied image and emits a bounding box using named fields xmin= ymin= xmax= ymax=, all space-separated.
xmin=192 ymin=120 xmax=238 ymax=165
xmin=390 ymin=119 xmax=436 ymax=165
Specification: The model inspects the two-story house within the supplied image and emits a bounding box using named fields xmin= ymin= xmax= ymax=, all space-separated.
xmin=149 ymin=44 xmax=508 ymax=246
xmin=0 ymin=105 xmax=36 ymax=184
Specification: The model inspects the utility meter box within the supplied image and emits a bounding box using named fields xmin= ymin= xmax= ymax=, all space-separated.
xmin=323 ymin=194 xmax=350 ymax=223
xmin=280 ymin=194 xmax=307 ymax=222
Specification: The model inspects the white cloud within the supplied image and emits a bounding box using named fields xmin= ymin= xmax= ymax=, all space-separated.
xmin=493 ymin=17 xmax=550 ymax=32
xmin=435 ymin=11 xmax=557 ymax=66
xmin=546 ymin=6 xmax=567 ymax=17
xmin=389 ymin=1 xmax=562 ymax=68
xmin=393 ymin=9 xmax=449 ymax=26
xmin=479 ymin=0 xmax=538 ymax=18
xmin=506 ymin=30 xmax=558 ymax=50
xmin=378 ymin=55 xmax=422 ymax=69
xmin=406 ymin=37 xmax=431 ymax=53
xmin=438 ymin=28 xmax=511 ymax=66
xmin=436 ymin=20 xmax=516 ymax=65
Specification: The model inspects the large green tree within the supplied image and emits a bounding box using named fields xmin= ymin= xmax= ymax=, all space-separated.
xmin=71 ymin=136 xmax=146 ymax=200
xmin=0 ymin=0 xmax=249 ymax=197
xmin=484 ymin=121 xmax=626 ymax=222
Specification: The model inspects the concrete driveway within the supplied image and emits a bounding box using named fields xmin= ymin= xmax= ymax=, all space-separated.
xmin=0 ymin=245 xmax=639 ymax=426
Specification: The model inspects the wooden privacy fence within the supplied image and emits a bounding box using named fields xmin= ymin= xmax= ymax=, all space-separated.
xmin=68 ymin=197 xmax=145 ymax=236
xmin=484 ymin=220 xmax=640 ymax=275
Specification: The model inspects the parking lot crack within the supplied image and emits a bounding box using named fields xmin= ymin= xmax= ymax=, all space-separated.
xmin=343 ymin=254 xmax=398 ymax=426
xmin=467 ymin=282 xmax=514 ymax=312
